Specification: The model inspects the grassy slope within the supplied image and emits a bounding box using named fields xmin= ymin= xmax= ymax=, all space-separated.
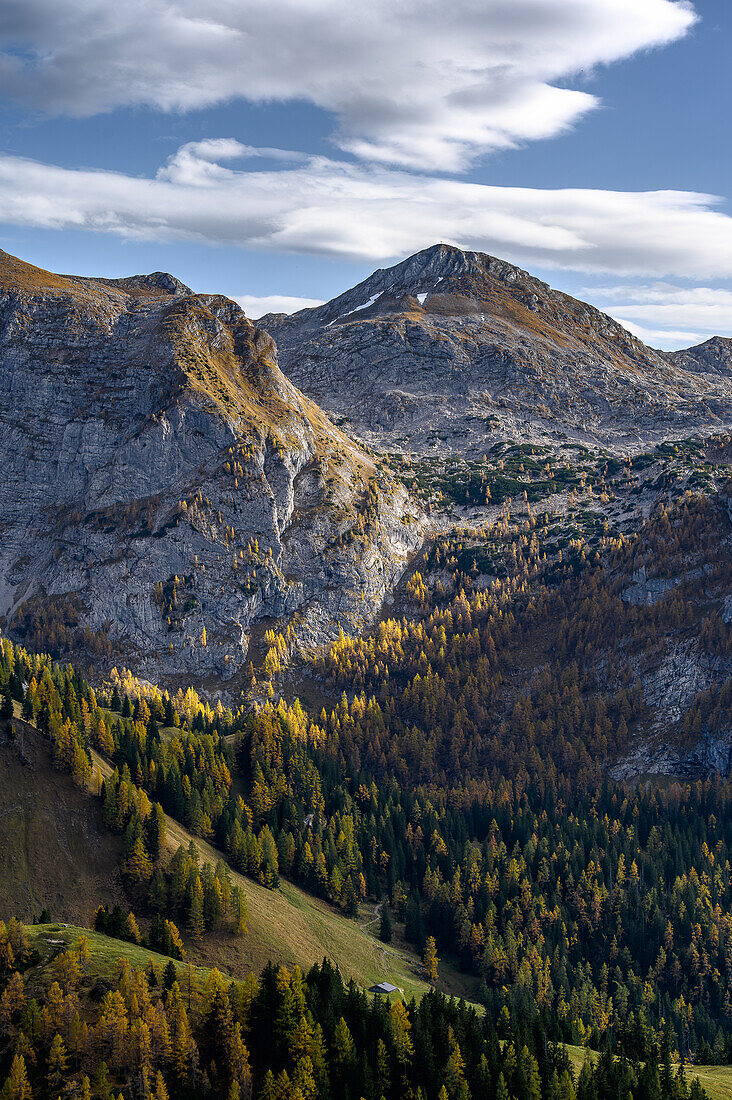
xmin=686 ymin=1066 xmax=732 ymax=1100
xmin=24 ymin=923 xmax=208 ymax=985
xmin=0 ymin=721 xmax=127 ymax=924
xmin=564 ymin=1046 xmax=731 ymax=1100
xmin=87 ymin=745 xmax=442 ymax=999
xmin=158 ymin=791 xmax=459 ymax=1000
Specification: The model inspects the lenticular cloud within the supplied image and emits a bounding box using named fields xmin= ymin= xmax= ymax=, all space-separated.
xmin=0 ymin=142 xmax=730 ymax=280
xmin=0 ymin=0 xmax=697 ymax=171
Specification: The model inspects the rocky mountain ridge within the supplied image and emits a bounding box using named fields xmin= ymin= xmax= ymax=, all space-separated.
xmin=0 ymin=250 xmax=421 ymax=689
xmin=5 ymin=239 xmax=732 ymax=786
xmin=264 ymin=243 xmax=732 ymax=456
xmin=668 ymin=335 xmax=732 ymax=377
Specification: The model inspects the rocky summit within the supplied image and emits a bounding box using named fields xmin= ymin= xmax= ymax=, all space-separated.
xmin=264 ymin=243 xmax=732 ymax=456
xmin=0 ymin=250 xmax=420 ymax=688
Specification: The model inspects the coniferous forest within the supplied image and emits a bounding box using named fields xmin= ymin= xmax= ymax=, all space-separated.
xmin=3 ymin=490 xmax=732 ymax=1097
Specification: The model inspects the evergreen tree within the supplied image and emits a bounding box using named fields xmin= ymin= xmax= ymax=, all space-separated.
xmin=259 ymin=825 xmax=279 ymax=888
xmin=123 ymin=835 xmax=152 ymax=883
xmin=47 ymin=1033 xmax=67 ymax=1093
xmin=188 ymin=877 xmax=205 ymax=941
xmin=2 ymin=1054 xmax=31 ymax=1100
xmin=1 ymin=686 xmax=13 ymax=720
xmin=423 ymin=937 xmax=439 ymax=984
xmin=232 ymin=886 xmax=248 ymax=937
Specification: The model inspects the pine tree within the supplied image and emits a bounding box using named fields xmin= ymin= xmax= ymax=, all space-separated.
xmin=232 ymin=886 xmax=248 ymax=937
xmin=519 ymin=1045 xmax=542 ymax=1100
xmin=47 ymin=1032 xmax=68 ymax=1093
xmin=423 ymin=936 xmax=439 ymax=983
xmin=2 ymin=1054 xmax=31 ymax=1100
xmin=146 ymin=804 xmax=165 ymax=862
xmin=188 ymin=877 xmax=205 ymax=941
xmin=495 ymin=1073 xmax=510 ymax=1100
xmin=102 ymin=779 xmax=118 ymax=831
xmin=258 ymin=1070 xmax=277 ymax=1100
xmin=1 ymin=686 xmax=13 ymax=720
xmin=376 ymin=1038 xmax=390 ymax=1097
xmin=165 ymin=920 xmax=186 ymax=960
xmin=123 ymin=835 xmax=153 ymax=883
xmin=388 ymin=1000 xmax=413 ymax=1065
xmin=333 ymin=1017 xmax=355 ymax=1069
xmin=0 ymin=971 xmax=25 ymax=1028
xmin=125 ymin=913 xmax=141 ymax=944
xmin=259 ymin=826 xmax=279 ymax=888
xmin=149 ymin=867 xmax=168 ymax=912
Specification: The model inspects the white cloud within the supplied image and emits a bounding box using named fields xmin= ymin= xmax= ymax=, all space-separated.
xmin=0 ymin=0 xmax=696 ymax=170
xmin=233 ymin=294 xmax=324 ymax=318
xmin=588 ymin=283 xmax=732 ymax=349
xmin=611 ymin=320 xmax=709 ymax=350
xmin=2 ymin=142 xmax=732 ymax=280
xmin=155 ymin=139 xmax=307 ymax=186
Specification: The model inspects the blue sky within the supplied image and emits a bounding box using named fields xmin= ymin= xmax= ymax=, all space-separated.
xmin=0 ymin=0 xmax=729 ymax=347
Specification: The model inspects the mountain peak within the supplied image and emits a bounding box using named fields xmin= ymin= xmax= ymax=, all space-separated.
xmin=347 ymin=242 xmax=539 ymax=304
xmin=668 ymin=334 xmax=732 ymax=377
xmin=272 ymin=243 xmax=541 ymax=329
xmin=105 ymin=270 xmax=193 ymax=297
xmin=263 ymin=243 xmax=732 ymax=456
xmin=0 ymin=247 xmax=420 ymax=684
xmin=374 ymin=242 xmax=533 ymax=287
xmin=0 ymin=250 xmax=193 ymax=300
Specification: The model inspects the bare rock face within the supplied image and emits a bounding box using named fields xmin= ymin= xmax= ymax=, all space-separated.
xmin=264 ymin=244 xmax=732 ymax=456
xmin=0 ymin=251 xmax=422 ymax=687
xmin=667 ymin=336 xmax=732 ymax=378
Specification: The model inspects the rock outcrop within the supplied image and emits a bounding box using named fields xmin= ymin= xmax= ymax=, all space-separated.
xmin=264 ymin=244 xmax=732 ymax=456
xmin=0 ymin=251 xmax=422 ymax=687
xmin=667 ymin=335 xmax=732 ymax=378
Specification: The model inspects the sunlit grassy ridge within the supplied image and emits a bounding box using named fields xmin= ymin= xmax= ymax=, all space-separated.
xmin=24 ymin=924 xmax=209 ymax=985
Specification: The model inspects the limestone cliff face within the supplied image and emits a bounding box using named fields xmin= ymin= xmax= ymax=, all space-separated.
xmin=0 ymin=251 xmax=422 ymax=686
xmin=264 ymin=244 xmax=732 ymax=455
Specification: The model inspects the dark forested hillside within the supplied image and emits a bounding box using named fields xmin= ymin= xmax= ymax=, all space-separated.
xmin=1 ymin=925 xmax=707 ymax=1100
xmin=3 ymin=478 xmax=732 ymax=1096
